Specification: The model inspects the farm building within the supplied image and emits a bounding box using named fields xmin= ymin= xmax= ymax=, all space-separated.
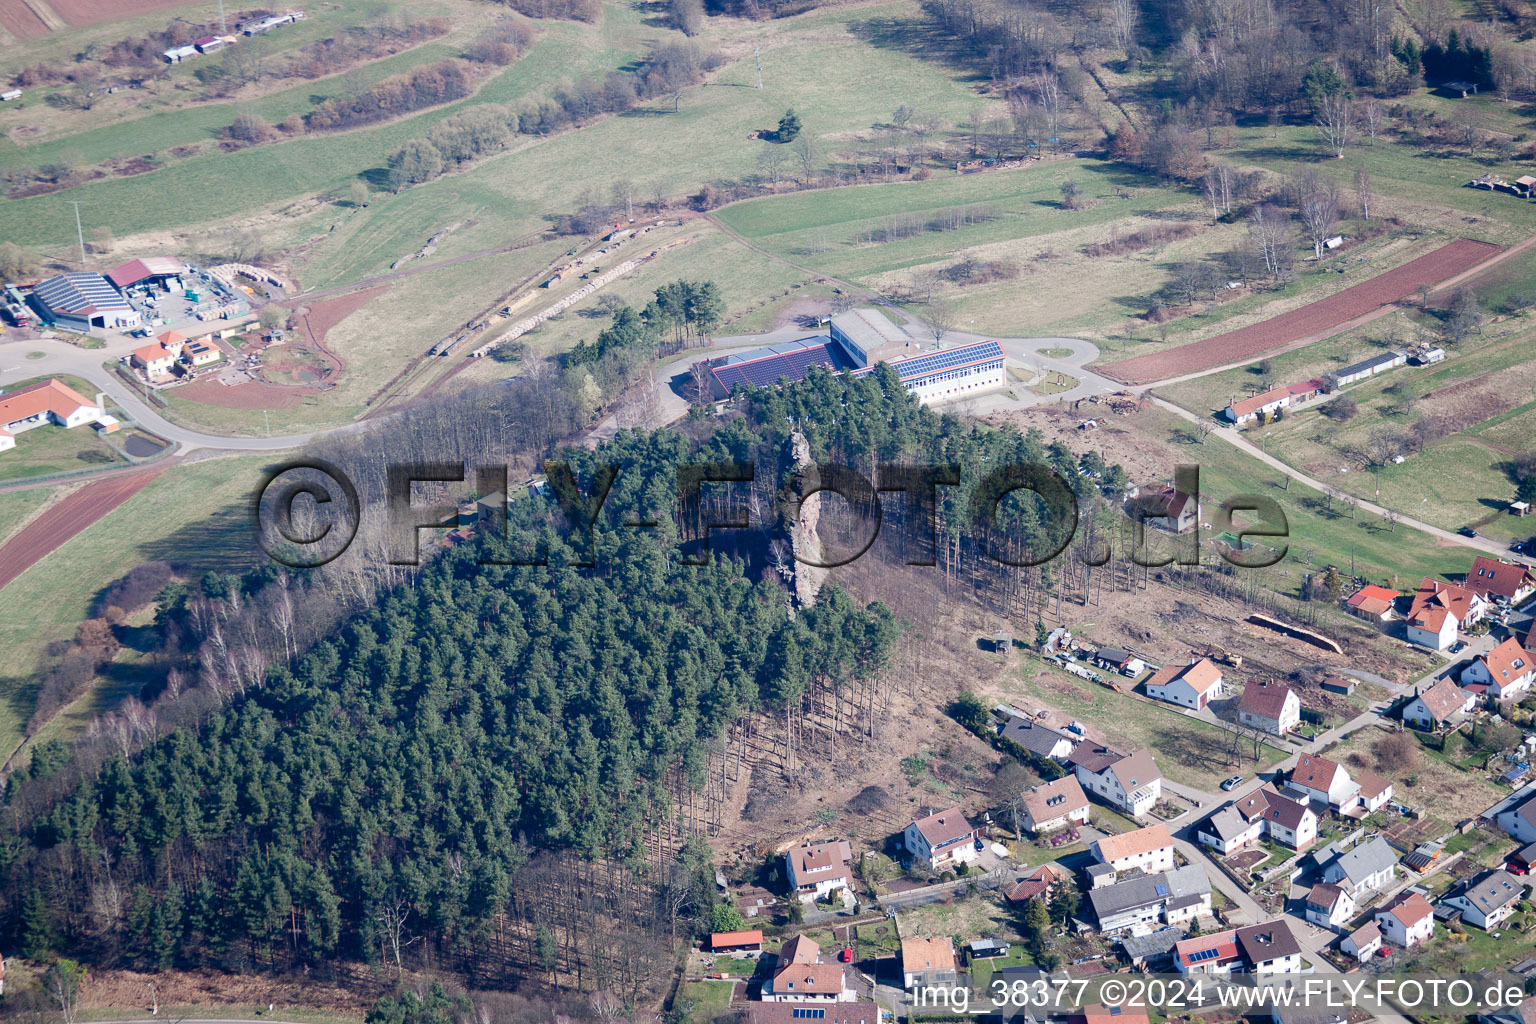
xmin=1331 ymin=350 xmax=1407 ymax=387
xmin=163 ymin=45 xmax=198 ymax=62
xmin=108 ymin=256 xmax=186 ymax=290
xmin=1 ymin=89 xmax=21 ymax=102
xmin=194 ymin=36 xmax=231 ymax=53
xmin=0 ymin=379 xmax=102 ymax=455
xmin=30 ymin=273 xmax=140 ymax=331
xmin=1415 ymin=347 xmax=1446 ymax=365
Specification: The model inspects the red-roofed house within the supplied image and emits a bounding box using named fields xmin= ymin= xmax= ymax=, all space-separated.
xmin=1467 ymin=557 xmax=1535 ymax=604
xmin=130 ymin=341 xmax=177 ymax=378
xmin=1345 ymin=584 xmax=1399 ymax=621
xmin=764 ymin=936 xmax=853 ymax=1001
xmin=107 ymin=256 xmax=185 ymax=289
xmin=1374 ymin=891 xmax=1435 ymax=948
xmin=1238 ymin=682 xmax=1301 ymax=735
xmin=1174 ymin=929 xmax=1242 ymax=974
xmin=1225 ymin=385 xmax=1293 ymax=425
xmin=1145 ymin=657 xmax=1225 ymax=710
xmin=1461 ymin=638 xmax=1536 ymax=701
xmin=1407 ymin=577 xmax=1487 ymax=651
xmin=1288 ymin=755 xmax=1361 ymax=813
xmin=0 ymin=378 xmax=102 ymax=456
xmin=711 ymin=930 xmax=763 ymax=952
xmin=1091 ymin=824 xmax=1175 ymax=874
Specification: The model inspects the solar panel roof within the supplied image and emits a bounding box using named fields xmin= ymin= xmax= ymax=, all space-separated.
xmin=710 ymin=341 xmax=854 ymax=394
xmin=852 ymin=341 xmax=1005 ymax=382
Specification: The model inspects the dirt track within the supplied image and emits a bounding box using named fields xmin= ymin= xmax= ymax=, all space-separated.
xmin=1101 ymin=238 xmax=1502 ymax=384
xmin=0 ymin=468 xmax=163 ymax=592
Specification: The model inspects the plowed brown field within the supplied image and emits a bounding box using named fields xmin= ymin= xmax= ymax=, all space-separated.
xmin=0 ymin=468 xmax=163 ymax=592
xmin=1101 ymin=238 xmax=1502 ymax=384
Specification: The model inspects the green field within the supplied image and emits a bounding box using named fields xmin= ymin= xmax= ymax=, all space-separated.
xmin=0 ymin=455 xmax=268 ymax=761
xmin=1170 ymin=326 xmax=1536 ymax=541
xmin=997 ymin=657 xmax=1288 ymax=791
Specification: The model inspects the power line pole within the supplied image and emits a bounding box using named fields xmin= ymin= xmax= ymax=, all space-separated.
xmin=217 ymin=0 xmax=227 ymax=33
xmin=67 ymin=200 xmax=87 ymax=266
xmin=754 ymin=48 xmax=763 ymax=89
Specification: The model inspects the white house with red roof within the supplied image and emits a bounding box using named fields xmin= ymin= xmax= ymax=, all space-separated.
xmin=763 ymin=935 xmax=853 ymax=1002
xmin=1374 ymin=891 xmax=1435 ymax=949
xmin=785 ymin=840 xmax=853 ymax=904
xmin=1407 ymin=577 xmax=1487 ymax=650
xmin=1461 ymin=638 xmax=1536 ymax=701
xmin=0 ymin=378 xmax=102 ymax=455
xmin=903 ymin=807 xmax=977 ymax=871
xmin=1287 ymin=754 xmax=1361 ymax=813
xmin=1238 ymin=682 xmax=1300 ymax=736
xmin=1145 ymin=657 xmax=1225 ymax=709
xmin=1091 ymin=824 xmax=1174 ymax=875
xmin=1467 ymin=556 xmax=1536 ymax=605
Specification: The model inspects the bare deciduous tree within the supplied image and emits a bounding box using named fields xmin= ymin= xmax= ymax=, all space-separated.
xmin=1314 ymin=94 xmax=1355 ymax=158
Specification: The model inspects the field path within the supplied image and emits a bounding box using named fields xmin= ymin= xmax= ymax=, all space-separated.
xmin=1151 ymin=395 xmax=1518 ymax=559
xmin=1102 ymin=237 xmax=1508 ymax=384
xmin=0 ymin=467 xmax=163 ymax=593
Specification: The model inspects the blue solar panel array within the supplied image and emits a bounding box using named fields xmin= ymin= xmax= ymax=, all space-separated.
xmin=888 ymin=341 xmax=1005 ymax=382
xmin=34 ymin=273 xmax=131 ymax=315
xmin=711 ymin=342 xmax=854 ymax=393
xmin=1187 ymin=947 xmax=1221 ymax=962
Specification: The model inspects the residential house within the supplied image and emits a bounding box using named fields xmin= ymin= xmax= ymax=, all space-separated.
xmin=900 ymin=937 xmax=958 ymax=989
xmin=1145 ymin=657 xmax=1225 ymax=710
xmin=1174 ymin=919 xmax=1302 ymax=975
xmin=1091 ymin=824 xmax=1175 ymax=875
xmin=0 ymin=379 xmax=102 ymax=455
xmin=1129 ymin=485 xmax=1199 ymax=534
xmin=1374 ymin=891 xmax=1435 ymax=949
xmin=1356 ymin=770 xmax=1394 ymax=813
xmin=999 ymin=716 xmax=1076 ymax=762
xmin=746 ymin=1004 xmax=881 ymax=1024
xmin=1019 ymin=776 xmax=1090 ymax=835
xmin=184 ymin=337 xmax=222 ymax=366
xmin=1237 ymin=921 xmax=1305 ymax=976
xmin=1443 ymin=872 xmax=1527 ymax=930
xmin=1467 ymin=557 xmax=1536 ymax=605
xmin=1238 ymin=682 xmax=1301 ymax=736
xmin=1241 ymin=787 xmax=1319 ymax=850
xmin=1287 ymin=755 xmax=1362 ymax=814
xmin=130 ymin=341 xmax=177 ymax=378
xmin=763 ymin=936 xmax=851 ymax=1002
xmin=1225 ymin=384 xmax=1294 ymax=426
xmin=1345 ymin=584 xmax=1400 ymax=621
xmin=1403 ymin=678 xmax=1476 ymax=730
xmin=1088 ymin=865 xmax=1211 ymax=934
xmin=1340 ymin=921 xmax=1383 ymax=962
xmin=1095 ymin=648 xmax=1146 ymax=677
xmin=1070 ymin=745 xmax=1163 ymax=817
xmin=1196 ymin=803 xmax=1266 ymax=855
xmin=1304 ymin=882 xmax=1356 ymax=932
xmin=785 ymin=841 xmax=853 ymax=905
xmin=1407 ymin=577 xmax=1487 ymax=650
xmin=903 ymin=807 xmax=977 ymax=872
xmin=1497 ymin=794 xmax=1536 ymax=844
xmin=1318 ymin=837 xmax=1399 ymax=894
xmin=1069 ymin=1004 xmax=1151 ymax=1024
xmin=1004 ymin=863 xmax=1069 ymax=905
xmin=712 ymin=930 xmax=763 ymax=953
xmin=1117 ymin=927 xmax=1184 ymax=970
xmin=1474 ymin=995 xmax=1536 ymax=1024
xmin=1461 ymin=638 xmax=1536 ymax=702
xmin=1175 ymin=929 xmax=1243 ymax=975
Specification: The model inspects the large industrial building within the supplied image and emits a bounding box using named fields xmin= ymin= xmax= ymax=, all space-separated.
xmin=107 ymin=256 xmax=186 ymax=290
xmin=29 ymin=272 xmax=140 ymax=331
xmin=700 ymin=308 xmax=1007 ymax=404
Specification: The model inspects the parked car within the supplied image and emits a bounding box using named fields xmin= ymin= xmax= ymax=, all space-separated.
xmin=974 ymin=837 xmax=985 ymax=851
xmin=1460 ymin=527 xmax=1478 ymax=537
xmin=1221 ymin=774 xmax=1244 ymax=791
xmin=1450 ymin=641 xmax=1468 ymax=654
xmin=839 ymin=948 xmax=853 ymax=963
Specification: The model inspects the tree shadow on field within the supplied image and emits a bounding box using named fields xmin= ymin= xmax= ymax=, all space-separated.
xmin=360 ymin=167 xmax=393 ymax=190
xmin=1238 ymin=143 xmax=1325 ymax=165
xmin=847 ymin=16 xmax=993 ymax=83
xmin=134 ymin=498 xmax=264 ymax=577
